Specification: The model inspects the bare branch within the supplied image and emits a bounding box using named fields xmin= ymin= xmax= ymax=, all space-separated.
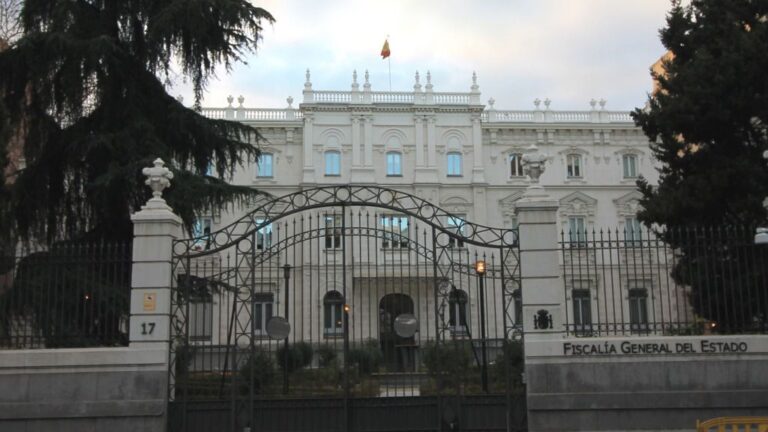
xmin=0 ymin=0 xmax=23 ymax=48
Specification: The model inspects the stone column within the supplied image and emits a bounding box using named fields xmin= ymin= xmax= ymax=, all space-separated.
xmin=302 ymin=115 xmax=314 ymax=183
xmin=516 ymin=147 xmax=564 ymax=341
xmin=426 ymin=117 xmax=436 ymax=167
xmin=364 ymin=116 xmax=373 ymax=166
xmin=352 ymin=116 xmax=361 ymax=166
xmin=414 ymin=116 xmax=424 ymax=167
xmin=471 ymin=115 xmax=486 ymax=183
xmin=129 ymin=158 xmax=183 ymax=349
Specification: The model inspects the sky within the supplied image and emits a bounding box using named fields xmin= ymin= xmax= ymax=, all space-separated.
xmin=172 ymin=1 xmax=673 ymax=112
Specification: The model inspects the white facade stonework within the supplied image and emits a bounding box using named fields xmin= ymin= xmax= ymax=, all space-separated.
xmin=177 ymin=71 xmax=663 ymax=350
xmin=201 ymin=70 xmax=656 ymax=233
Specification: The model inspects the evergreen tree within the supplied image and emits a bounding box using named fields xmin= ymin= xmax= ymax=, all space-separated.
xmin=633 ymin=0 xmax=768 ymax=331
xmin=0 ymin=0 xmax=274 ymax=244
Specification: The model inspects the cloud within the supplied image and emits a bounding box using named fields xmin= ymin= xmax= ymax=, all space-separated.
xmin=173 ymin=0 xmax=671 ymax=111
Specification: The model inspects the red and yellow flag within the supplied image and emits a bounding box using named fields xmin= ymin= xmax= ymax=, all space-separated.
xmin=381 ymin=39 xmax=390 ymax=59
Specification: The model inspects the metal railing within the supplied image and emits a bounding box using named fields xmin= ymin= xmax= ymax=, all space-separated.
xmin=560 ymin=226 xmax=768 ymax=337
xmin=0 ymin=242 xmax=132 ymax=348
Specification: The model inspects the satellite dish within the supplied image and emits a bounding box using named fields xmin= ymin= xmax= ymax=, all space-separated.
xmin=394 ymin=313 xmax=419 ymax=338
xmin=266 ymin=316 xmax=291 ymax=340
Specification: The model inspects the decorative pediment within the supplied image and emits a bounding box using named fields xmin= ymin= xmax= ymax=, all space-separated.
xmin=499 ymin=190 xmax=525 ymax=211
xmin=559 ymin=191 xmax=598 ymax=218
xmin=440 ymin=196 xmax=472 ymax=213
xmin=318 ymin=128 xmax=346 ymax=147
xmin=613 ymin=190 xmax=643 ymax=217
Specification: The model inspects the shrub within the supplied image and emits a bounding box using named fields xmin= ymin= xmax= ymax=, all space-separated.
xmin=347 ymin=339 xmax=382 ymax=375
xmin=421 ymin=341 xmax=472 ymax=389
xmin=316 ymin=344 xmax=338 ymax=368
xmin=238 ymin=349 xmax=275 ymax=394
xmin=490 ymin=340 xmax=524 ymax=391
xmin=277 ymin=341 xmax=313 ymax=373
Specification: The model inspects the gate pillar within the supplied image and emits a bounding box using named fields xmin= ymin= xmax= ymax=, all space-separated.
xmin=129 ymin=158 xmax=183 ymax=348
xmin=515 ymin=199 xmax=564 ymax=341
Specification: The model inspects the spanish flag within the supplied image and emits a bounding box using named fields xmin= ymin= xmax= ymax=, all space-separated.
xmin=381 ymin=39 xmax=390 ymax=59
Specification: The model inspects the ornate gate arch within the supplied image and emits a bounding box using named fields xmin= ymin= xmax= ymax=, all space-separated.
xmin=169 ymin=185 xmax=525 ymax=432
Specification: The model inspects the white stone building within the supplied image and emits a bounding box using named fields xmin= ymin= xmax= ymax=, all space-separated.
xmin=177 ymin=70 xmax=674 ymax=372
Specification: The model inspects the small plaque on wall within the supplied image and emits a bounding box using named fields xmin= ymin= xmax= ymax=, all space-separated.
xmin=143 ymin=293 xmax=157 ymax=312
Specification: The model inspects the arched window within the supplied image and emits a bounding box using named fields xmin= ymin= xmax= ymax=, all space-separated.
xmin=448 ymin=289 xmax=468 ymax=334
xmin=447 ymin=152 xmax=462 ymax=176
xmin=386 ymin=152 xmax=402 ymax=176
xmin=323 ymin=291 xmax=344 ymax=336
xmin=566 ymin=154 xmax=582 ymax=178
xmin=325 ymin=151 xmax=341 ymax=176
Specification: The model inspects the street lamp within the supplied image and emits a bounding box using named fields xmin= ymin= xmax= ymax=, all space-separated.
xmin=282 ymin=263 xmax=291 ymax=394
xmin=475 ymin=260 xmax=489 ymax=393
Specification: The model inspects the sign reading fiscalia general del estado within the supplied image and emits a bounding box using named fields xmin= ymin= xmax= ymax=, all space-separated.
xmin=563 ymin=339 xmax=749 ymax=356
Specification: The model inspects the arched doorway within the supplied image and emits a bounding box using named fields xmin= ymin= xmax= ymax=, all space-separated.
xmin=379 ymin=293 xmax=416 ymax=372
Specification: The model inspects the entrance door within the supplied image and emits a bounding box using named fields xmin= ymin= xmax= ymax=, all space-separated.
xmin=379 ymin=293 xmax=416 ymax=372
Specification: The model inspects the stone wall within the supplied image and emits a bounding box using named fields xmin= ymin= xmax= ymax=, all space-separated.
xmin=0 ymin=347 xmax=167 ymax=432
xmin=524 ymin=335 xmax=768 ymax=432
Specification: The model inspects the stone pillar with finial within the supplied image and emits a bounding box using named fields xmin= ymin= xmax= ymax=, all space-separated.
xmin=363 ymin=70 xmax=372 ymax=104
xmin=470 ymin=71 xmax=480 ymax=104
xmin=413 ymin=71 xmax=423 ymax=104
xmin=351 ymin=70 xmax=360 ymax=103
xmin=303 ymin=68 xmax=313 ymax=103
xmin=425 ymin=71 xmax=434 ymax=105
xmin=286 ymin=96 xmax=295 ymax=120
xmin=544 ymin=98 xmax=553 ymax=122
xmin=130 ymin=158 xmax=183 ymax=348
xmin=236 ymin=95 xmax=245 ymax=120
xmin=487 ymin=97 xmax=496 ymax=121
xmin=534 ymin=98 xmax=544 ymax=123
xmin=225 ymin=95 xmax=235 ymax=119
xmin=516 ymin=144 xmax=565 ymax=344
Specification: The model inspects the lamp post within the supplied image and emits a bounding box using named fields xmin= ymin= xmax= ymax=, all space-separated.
xmin=283 ymin=263 xmax=291 ymax=394
xmin=475 ymin=260 xmax=489 ymax=393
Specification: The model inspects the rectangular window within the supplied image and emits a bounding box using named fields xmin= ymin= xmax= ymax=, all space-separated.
xmin=513 ymin=290 xmax=522 ymax=326
xmin=252 ymin=293 xmax=274 ymax=334
xmin=386 ymin=152 xmax=402 ymax=176
xmin=572 ymin=289 xmax=592 ymax=335
xmin=568 ymin=216 xmax=586 ymax=246
xmin=628 ymin=288 xmax=649 ymax=333
xmin=324 ymin=295 xmax=344 ymax=336
xmin=446 ymin=215 xmax=466 ymax=248
xmin=624 ymin=217 xmax=642 ymax=243
xmin=254 ymin=218 xmax=273 ymax=250
xmin=324 ymin=214 xmax=342 ymax=249
xmin=447 ymin=152 xmax=462 ymax=176
xmin=325 ymin=151 xmax=341 ymax=176
xmin=567 ymin=154 xmax=582 ymax=178
xmin=192 ymin=217 xmax=213 ymax=250
xmin=381 ymin=215 xmax=409 ymax=249
xmin=622 ymin=154 xmax=638 ymax=178
xmin=509 ymin=153 xmax=524 ymax=177
xmin=190 ymin=300 xmax=213 ymax=341
xmin=257 ymin=153 xmax=274 ymax=178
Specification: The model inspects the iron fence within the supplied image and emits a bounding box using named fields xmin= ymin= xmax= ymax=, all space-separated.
xmin=560 ymin=226 xmax=768 ymax=336
xmin=0 ymin=242 xmax=132 ymax=348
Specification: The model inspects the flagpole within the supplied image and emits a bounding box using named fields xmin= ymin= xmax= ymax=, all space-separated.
xmin=388 ymin=57 xmax=391 ymax=92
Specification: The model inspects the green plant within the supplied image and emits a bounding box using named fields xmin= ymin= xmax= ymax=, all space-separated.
xmin=490 ymin=340 xmax=524 ymax=392
xmin=421 ymin=341 xmax=472 ymax=391
xmin=316 ymin=344 xmax=338 ymax=368
xmin=238 ymin=349 xmax=275 ymax=394
xmin=347 ymin=339 xmax=382 ymax=375
xmin=277 ymin=341 xmax=313 ymax=373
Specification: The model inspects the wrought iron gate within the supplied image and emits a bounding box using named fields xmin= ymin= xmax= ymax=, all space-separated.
xmin=169 ymin=186 xmax=525 ymax=431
